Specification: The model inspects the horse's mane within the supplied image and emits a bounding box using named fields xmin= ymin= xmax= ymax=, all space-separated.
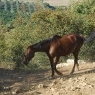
xmin=31 ymin=35 xmax=62 ymax=49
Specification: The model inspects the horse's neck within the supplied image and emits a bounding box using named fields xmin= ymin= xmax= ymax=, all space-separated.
xmin=32 ymin=43 xmax=49 ymax=52
xmin=32 ymin=37 xmax=58 ymax=52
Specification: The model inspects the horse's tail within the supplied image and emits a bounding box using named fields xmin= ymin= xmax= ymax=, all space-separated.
xmin=84 ymin=31 xmax=95 ymax=43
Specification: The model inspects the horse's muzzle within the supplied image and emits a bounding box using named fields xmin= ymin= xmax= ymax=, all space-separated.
xmin=23 ymin=61 xmax=28 ymax=65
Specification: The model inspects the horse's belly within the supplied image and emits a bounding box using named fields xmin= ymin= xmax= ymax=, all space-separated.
xmin=49 ymin=44 xmax=76 ymax=57
xmin=58 ymin=50 xmax=71 ymax=56
xmin=57 ymin=46 xmax=76 ymax=56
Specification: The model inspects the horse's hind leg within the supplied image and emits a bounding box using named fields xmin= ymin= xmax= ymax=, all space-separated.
xmin=53 ymin=56 xmax=63 ymax=76
xmin=70 ymin=53 xmax=79 ymax=74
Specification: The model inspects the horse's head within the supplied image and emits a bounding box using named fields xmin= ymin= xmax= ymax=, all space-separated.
xmin=23 ymin=46 xmax=34 ymax=65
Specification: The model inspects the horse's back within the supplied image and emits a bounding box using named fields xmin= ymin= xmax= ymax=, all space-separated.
xmin=61 ymin=34 xmax=84 ymax=44
xmin=49 ymin=34 xmax=84 ymax=56
xmin=61 ymin=34 xmax=84 ymax=51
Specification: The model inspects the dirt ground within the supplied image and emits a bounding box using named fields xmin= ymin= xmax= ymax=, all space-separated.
xmin=0 ymin=63 xmax=95 ymax=95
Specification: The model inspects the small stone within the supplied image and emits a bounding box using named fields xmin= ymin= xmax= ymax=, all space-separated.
xmin=18 ymin=77 xmax=22 ymax=79
xmin=38 ymin=84 xmax=44 ymax=88
xmin=12 ymin=91 xmax=16 ymax=95
xmin=50 ymin=87 xmax=55 ymax=92
xmin=88 ymin=84 xmax=94 ymax=88
xmin=82 ymin=82 xmax=87 ymax=87
xmin=68 ymin=78 xmax=72 ymax=82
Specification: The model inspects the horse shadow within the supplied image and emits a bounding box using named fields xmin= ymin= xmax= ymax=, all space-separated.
xmin=59 ymin=66 xmax=95 ymax=79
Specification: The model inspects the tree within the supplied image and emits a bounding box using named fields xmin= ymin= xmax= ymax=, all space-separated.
xmin=41 ymin=0 xmax=44 ymax=9
xmin=16 ymin=0 xmax=19 ymax=12
xmin=32 ymin=2 xmax=36 ymax=11
xmin=0 ymin=0 xmax=1 ymax=10
xmin=4 ymin=0 xmax=7 ymax=11
xmin=27 ymin=2 xmax=31 ymax=14
xmin=10 ymin=0 xmax=14 ymax=13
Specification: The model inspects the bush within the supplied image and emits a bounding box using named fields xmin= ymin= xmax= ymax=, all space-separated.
xmin=1 ymin=0 xmax=95 ymax=70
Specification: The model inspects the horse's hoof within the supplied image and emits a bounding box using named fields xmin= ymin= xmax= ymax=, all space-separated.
xmin=70 ymin=72 xmax=73 ymax=75
xmin=70 ymin=72 xmax=73 ymax=76
xmin=60 ymin=73 xmax=63 ymax=76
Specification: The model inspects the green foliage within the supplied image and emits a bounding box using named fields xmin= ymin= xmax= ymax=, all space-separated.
xmin=0 ymin=20 xmax=7 ymax=61
xmin=69 ymin=0 xmax=95 ymax=61
xmin=4 ymin=0 xmax=8 ymax=11
xmin=0 ymin=32 xmax=5 ymax=61
xmin=30 ymin=9 xmax=75 ymax=39
xmin=0 ymin=0 xmax=56 ymax=25
xmin=1 ymin=0 xmax=95 ymax=70
xmin=0 ymin=10 xmax=16 ymax=24
xmin=70 ymin=0 xmax=95 ymax=15
xmin=4 ymin=25 xmax=32 ymax=68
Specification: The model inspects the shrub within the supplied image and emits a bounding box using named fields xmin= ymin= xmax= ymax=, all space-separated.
xmin=1 ymin=0 xmax=95 ymax=70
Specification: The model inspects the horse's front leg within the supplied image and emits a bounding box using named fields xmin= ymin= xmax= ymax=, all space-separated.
xmin=47 ymin=53 xmax=55 ymax=77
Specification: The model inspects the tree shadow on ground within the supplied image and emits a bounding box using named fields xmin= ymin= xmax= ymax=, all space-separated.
xmin=0 ymin=65 xmax=95 ymax=94
xmin=0 ymin=67 xmax=51 ymax=87
xmin=0 ymin=67 xmax=50 ymax=94
xmin=1 ymin=66 xmax=95 ymax=86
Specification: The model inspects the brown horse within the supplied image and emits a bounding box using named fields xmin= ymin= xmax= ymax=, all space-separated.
xmin=23 ymin=34 xmax=86 ymax=77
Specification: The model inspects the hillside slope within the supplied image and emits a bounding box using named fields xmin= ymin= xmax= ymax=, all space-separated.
xmin=3 ymin=0 xmax=78 ymax=6
xmin=0 ymin=63 xmax=95 ymax=95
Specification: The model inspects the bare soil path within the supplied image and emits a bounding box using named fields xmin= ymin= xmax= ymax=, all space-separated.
xmin=0 ymin=63 xmax=95 ymax=95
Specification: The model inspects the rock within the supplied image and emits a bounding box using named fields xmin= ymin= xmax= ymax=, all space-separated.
xmin=50 ymin=87 xmax=55 ymax=92
xmin=57 ymin=59 xmax=85 ymax=68
xmin=12 ymin=91 xmax=16 ymax=95
xmin=88 ymin=84 xmax=94 ymax=88
xmin=67 ymin=59 xmax=85 ymax=64
xmin=44 ymin=76 xmax=54 ymax=80
xmin=75 ymin=82 xmax=87 ymax=90
xmin=38 ymin=84 xmax=44 ymax=88
xmin=16 ymin=88 xmax=25 ymax=94
xmin=74 ymin=78 xmax=79 ymax=83
xmin=71 ymin=87 xmax=75 ymax=91
xmin=82 ymin=82 xmax=87 ymax=87
xmin=59 ymin=78 xmax=64 ymax=83
xmin=56 ymin=63 xmax=65 ymax=68
xmin=3 ymin=86 xmax=11 ymax=90
xmin=68 ymin=78 xmax=73 ymax=83
xmin=16 ymin=86 xmax=28 ymax=94
xmin=74 ymin=87 xmax=81 ymax=90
